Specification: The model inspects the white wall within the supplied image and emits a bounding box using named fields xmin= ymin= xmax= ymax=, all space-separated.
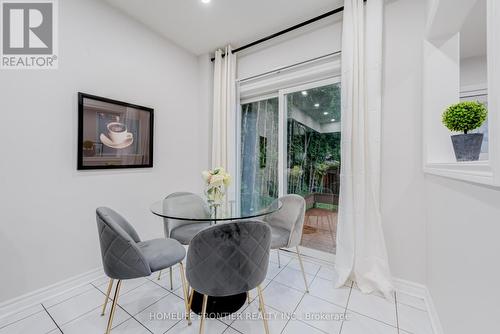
xmin=197 ymin=54 xmax=214 ymax=167
xmin=425 ymin=176 xmax=500 ymax=334
xmin=0 ymin=0 xmax=206 ymax=302
xmin=237 ymin=19 xmax=342 ymax=80
xmin=381 ymin=0 xmax=428 ymax=284
xmin=461 ymin=55 xmax=487 ymax=89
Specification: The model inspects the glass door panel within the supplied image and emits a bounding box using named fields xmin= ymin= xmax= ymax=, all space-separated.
xmin=285 ymin=83 xmax=341 ymax=255
xmin=240 ymin=97 xmax=279 ymax=215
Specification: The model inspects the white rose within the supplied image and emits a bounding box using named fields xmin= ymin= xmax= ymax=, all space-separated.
xmin=210 ymin=174 xmax=224 ymax=186
xmin=201 ymin=171 xmax=210 ymax=182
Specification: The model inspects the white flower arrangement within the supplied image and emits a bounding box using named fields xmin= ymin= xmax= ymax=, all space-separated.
xmin=202 ymin=167 xmax=231 ymax=205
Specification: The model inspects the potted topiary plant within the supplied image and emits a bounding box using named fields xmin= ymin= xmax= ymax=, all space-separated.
xmin=442 ymin=101 xmax=487 ymax=161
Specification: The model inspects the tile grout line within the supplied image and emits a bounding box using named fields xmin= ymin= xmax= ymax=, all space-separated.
xmin=41 ymin=303 xmax=63 ymax=334
xmin=43 ymin=290 xmax=119 ymax=329
xmin=345 ymin=283 xmax=405 ymax=330
xmin=41 ymin=284 xmax=96 ymax=310
xmin=279 ymin=292 xmax=307 ymax=334
xmin=92 ymin=277 xmax=151 ymax=298
xmin=98 ymin=278 xmax=175 ymax=319
xmin=148 ymin=274 xmax=182 ymax=294
xmin=118 ymin=306 xmax=154 ymax=333
xmin=395 ymin=292 xmax=401 ymax=334
xmin=162 ymin=319 xmax=182 ymax=334
xmin=100 ymin=283 xmax=155 ymax=334
xmin=0 ymin=308 xmax=47 ymax=331
xmin=48 ymin=284 xmax=134 ymax=330
xmin=338 ymin=280 xmax=354 ymax=334
xmin=279 ymin=261 xmax=323 ymax=334
xmin=345 ymin=308 xmax=401 ymax=330
xmin=272 ymin=268 xmax=349 ymax=311
xmin=91 ymin=281 xmax=159 ymax=331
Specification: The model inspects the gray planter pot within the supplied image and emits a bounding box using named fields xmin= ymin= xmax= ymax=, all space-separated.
xmin=451 ymin=133 xmax=483 ymax=161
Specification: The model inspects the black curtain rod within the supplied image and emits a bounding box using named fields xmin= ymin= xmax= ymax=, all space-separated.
xmin=210 ymin=5 xmax=345 ymax=62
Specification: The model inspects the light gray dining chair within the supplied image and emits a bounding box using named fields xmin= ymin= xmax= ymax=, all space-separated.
xmin=262 ymin=194 xmax=309 ymax=292
xmin=96 ymin=207 xmax=190 ymax=334
xmin=157 ymin=192 xmax=211 ymax=288
xmin=185 ymin=220 xmax=271 ymax=334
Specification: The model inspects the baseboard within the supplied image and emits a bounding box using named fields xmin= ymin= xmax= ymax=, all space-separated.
xmin=393 ymin=277 xmax=444 ymax=334
xmin=0 ymin=267 xmax=105 ymax=321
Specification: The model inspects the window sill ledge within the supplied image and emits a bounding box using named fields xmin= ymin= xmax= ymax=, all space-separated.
xmin=424 ymin=161 xmax=497 ymax=186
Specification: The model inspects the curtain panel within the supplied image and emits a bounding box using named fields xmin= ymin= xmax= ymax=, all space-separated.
xmin=335 ymin=0 xmax=394 ymax=298
xmin=212 ymin=46 xmax=237 ymax=171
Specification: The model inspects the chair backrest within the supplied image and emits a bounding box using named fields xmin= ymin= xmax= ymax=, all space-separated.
xmin=163 ymin=192 xmax=210 ymax=237
xmin=264 ymin=194 xmax=305 ymax=248
xmin=96 ymin=207 xmax=151 ymax=279
xmin=186 ymin=220 xmax=271 ymax=297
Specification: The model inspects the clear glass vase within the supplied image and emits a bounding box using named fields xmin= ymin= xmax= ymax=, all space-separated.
xmin=205 ymin=185 xmax=225 ymax=219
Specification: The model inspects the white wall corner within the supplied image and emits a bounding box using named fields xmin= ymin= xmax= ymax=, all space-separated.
xmin=393 ymin=277 xmax=444 ymax=334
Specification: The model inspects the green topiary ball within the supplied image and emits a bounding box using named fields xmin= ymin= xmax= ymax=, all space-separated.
xmin=442 ymin=101 xmax=487 ymax=134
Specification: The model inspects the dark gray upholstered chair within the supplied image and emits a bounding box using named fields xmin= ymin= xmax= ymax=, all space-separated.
xmin=96 ymin=207 xmax=190 ymax=334
xmin=262 ymin=194 xmax=309 ymax=292
xmin=185 ymin=220 xmax=271 ymax=334
xmin=157 ymin=192 xmax=211 ymax=288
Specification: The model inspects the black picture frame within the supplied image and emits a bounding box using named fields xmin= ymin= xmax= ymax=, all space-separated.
xmin=77 ymin=92 xmax=154 ymax=170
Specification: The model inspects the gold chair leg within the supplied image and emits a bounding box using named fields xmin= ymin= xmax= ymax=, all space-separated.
xmin=101 ymin=279 xmax=114 ymax=316
xmin=257 ymin=286 xmax=270 ymax=334
xmin=247 ymin=291 xmax=251 ymax=304
xmin=296 ymin=246 xmax=309 ymax=293
xmin=169 ymin=267 xmax=173 ymax=290
xmin=277 ymin=249 xmax=281 ymax=268
xmin=179 ymin=262 xmax=190 ymax=323
xmin=199 ymin=294 xmax=208 ymax=334
xmin=105 ymin=279 xmax=122 ymax=334
xmin=157 ymin=270 xmax=162 ymax=280
xmin=187 ymin=290 xmax=194 ymax=326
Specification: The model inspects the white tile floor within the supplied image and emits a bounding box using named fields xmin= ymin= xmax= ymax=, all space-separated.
xmin=0 ymin=251 xmax=434 ymax=334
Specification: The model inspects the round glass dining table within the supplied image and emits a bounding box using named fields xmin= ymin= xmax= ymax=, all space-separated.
xmin=150 ymin=194 xmax=282 ymax=317
xmin=150 ymin=195 xmax=281 ymax=222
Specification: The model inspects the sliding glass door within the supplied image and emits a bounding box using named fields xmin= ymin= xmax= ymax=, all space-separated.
xmin=239 ymin=78 xmax=341 ymax=258
xmin=282 ymin=81 xmax=341 ymax=255
xmin=240 ymin=97 xmax=279 ymax=215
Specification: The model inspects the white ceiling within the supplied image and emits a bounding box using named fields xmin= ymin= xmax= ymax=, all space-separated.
xmin=460 ymin=0 xmax=487 ymax=59
xmin=103 ymin=0 xmax=342 ymax=55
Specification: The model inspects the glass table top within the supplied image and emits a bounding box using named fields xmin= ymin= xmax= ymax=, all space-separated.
xmin=150 ymin=193 xmax=281 ymax=222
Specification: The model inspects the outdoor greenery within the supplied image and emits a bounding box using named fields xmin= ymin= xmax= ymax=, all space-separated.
xmin=240 ymin=98 xmax=279 ymax=212
xmin=240 ymin=83 xmax=342 ymax=213
xmin=442 ymin=101 xmax=488 ymax=134
xmin=287 ymin=119 xmax=341 ymax=196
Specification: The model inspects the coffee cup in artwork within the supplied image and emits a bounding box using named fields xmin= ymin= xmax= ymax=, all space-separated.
xmin=107 ymin=122 xmax=128 ymax=144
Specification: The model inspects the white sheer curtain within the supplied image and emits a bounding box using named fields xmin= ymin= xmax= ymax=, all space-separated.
xmin=212 ymin=45 xmax=237 ymax=171
xmin=335 ymin=0 xmax=394 ymax=298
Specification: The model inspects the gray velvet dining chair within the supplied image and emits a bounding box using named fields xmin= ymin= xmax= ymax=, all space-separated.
xmin=96 ymin=207 xmax=190 ymax=334
xmin=185 ymin=220 xmax=271 ymax=334
xmin=262 ymin=194 xmax=309 ymax=292
xmin=156 ymin=192 xmax=211 ymax=288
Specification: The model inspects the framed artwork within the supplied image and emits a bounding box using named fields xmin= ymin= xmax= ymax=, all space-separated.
xmin=77 ymin=93 xmax=154 ymax=170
